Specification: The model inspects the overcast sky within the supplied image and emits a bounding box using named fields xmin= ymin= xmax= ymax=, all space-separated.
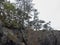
xmin=10 ymin=0 xmax=60 ymax=30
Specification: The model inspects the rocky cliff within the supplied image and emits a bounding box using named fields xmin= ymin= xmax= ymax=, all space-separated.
xmin=0 ymin=23 xmax=60 ymax=45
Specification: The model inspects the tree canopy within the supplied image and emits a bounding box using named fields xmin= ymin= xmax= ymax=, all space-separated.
xmin=0 ymin=0 xmax=54 ymax=30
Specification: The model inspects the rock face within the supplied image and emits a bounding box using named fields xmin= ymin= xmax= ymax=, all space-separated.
xmin=0 ymin=27 xmax=22 ymax=45
xmin=27 ymin=30 xmax=59 ymax=45
xmin=0 ymin=23 xmax=60 ymax=45
xmin=0 ymin=24 xmax=24 ymax=45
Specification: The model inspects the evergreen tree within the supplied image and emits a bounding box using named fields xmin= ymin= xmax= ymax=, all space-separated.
xmin=15 ymin=0 xmax=33 ymax=28
xmin=30 ymin=9 xmax=45 ymax=31
xmin=43 ymin=21 xmax=53 ymax=30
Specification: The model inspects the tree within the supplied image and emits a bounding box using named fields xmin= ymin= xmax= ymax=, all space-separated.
xmin=0 ymin=1 xmax=34 ymax=44
xmin=29 ymin=9 xmax=45 ymax=31
xmin=42 ymin=21 xmax=53 ymax=30
xmin=33 ymin=9 xmax=40 ymax=30
xmin=0 ymin=0 xmax=31 ymax=29
xmin=15 ymin=0 xmax=33 ymax=28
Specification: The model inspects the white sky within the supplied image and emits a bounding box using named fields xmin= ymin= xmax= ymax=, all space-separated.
xmin=10 ymin=0 xmax=60 ymax=30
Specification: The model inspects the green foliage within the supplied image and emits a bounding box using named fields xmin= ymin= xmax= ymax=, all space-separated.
xmin=0 ymin=0 xmax=53 ymax=30
xmin=0 ymin=0 xmax=33 ymax=29
xmin=3 ymin=2 xmax=15 ymax=11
